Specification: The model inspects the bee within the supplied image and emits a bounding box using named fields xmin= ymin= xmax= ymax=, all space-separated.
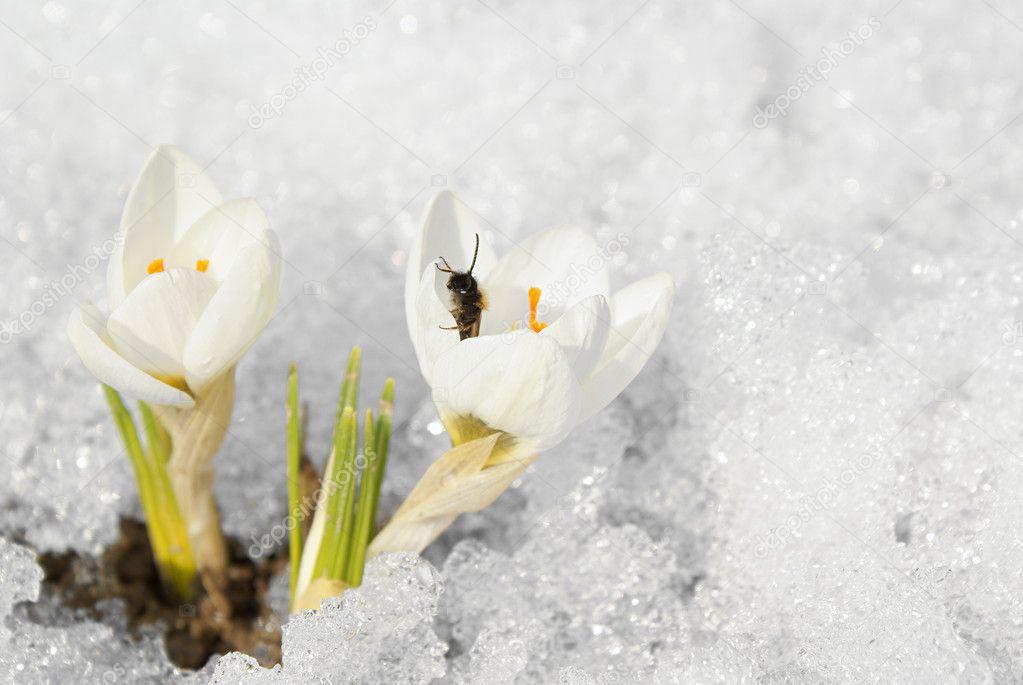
xmin=436 ymin=233 xmax=487 ymax=340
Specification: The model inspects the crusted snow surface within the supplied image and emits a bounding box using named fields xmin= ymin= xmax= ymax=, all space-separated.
xmin=1 ymin=0 xmax=1022 ymax=682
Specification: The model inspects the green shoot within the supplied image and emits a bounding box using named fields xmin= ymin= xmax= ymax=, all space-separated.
xmin=104 ymin=387 xmax=196 ymax=601
xmin=286 ymin=365 xmax=302 ymax=610
xmin=329 ymin=407 xmax=360 ymax=581
xmin=345 ymin=409 xmax=375 ymax=585
xmin=313 ymin=407 xmax=357 ymax=580
xmin=345 ymin=379 xmax=395 ymax=586
xmin=290 ymin=350 xmax=396 ymax=609
xmin=371 ymin=378 xmax=394 ymax=536
xmin=137 ymin=401 xmax=194 ymax=599
xmin=338 ymin=346 xmax=361 ymax=417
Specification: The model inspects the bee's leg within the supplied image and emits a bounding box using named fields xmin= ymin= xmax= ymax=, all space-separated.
xmin=438 ymin=324 xmax=458 ymax=330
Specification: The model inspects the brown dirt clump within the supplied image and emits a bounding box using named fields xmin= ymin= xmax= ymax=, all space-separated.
xmin=37 ymin=518 xmax=287 ymax=670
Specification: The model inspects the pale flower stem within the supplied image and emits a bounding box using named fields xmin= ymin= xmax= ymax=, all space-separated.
xmin=168 ymin=460 xmax=229 ymax=573
xmin=155 ymin=369 xmax=236 ymax=574
xmin=366 ymin=432 xmax=536 ymax=558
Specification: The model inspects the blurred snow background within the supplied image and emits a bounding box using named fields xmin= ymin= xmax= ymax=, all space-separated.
xmin=1 ymin=0 xmax=1022 ymax=682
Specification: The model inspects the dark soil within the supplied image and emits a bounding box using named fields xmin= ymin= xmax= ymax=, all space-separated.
xmin=37 ymin=519 xmax=287 ymax=670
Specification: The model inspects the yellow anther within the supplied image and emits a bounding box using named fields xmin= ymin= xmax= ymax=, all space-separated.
xmin=196 ymin=259 xmax=209 ymax=272
xmin=528 ymin=286 xmax=547 ymax=333
xmin=147 ymin=258 xmax=164 ymax=274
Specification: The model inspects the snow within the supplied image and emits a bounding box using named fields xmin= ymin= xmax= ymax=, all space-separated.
xmin=210 ymin=554 xmax=446 ymax=684
xmin=2 ymin=0 xmax=1023 ymax=682
xmin=0 ymin=540 xmax=178 ymax=683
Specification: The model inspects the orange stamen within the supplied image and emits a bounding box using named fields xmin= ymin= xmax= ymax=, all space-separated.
xmin=147 ymin=258 xmax=164 ymax=274
xmin=528 ymin=286 xmax=547 ymax=332
xmin=195 ymin=259 xmax=209 ymax=272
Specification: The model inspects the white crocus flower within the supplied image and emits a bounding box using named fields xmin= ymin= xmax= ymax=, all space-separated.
xmin=67 ymin=145 xmax=282 ymax=572
xmin=69 ymin=145 xmax=281 ymax=407
xmin=370 ymin=191 xmax=673 ymax=556
xmin=407 ymin=190 xmax=674 ymax=454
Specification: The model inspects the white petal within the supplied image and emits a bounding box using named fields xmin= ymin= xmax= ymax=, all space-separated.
xmin=183 ymin=230 xmax=282 ymax=394
xmin=109 ymin=146 xmax=222 ymax=308
xmin=541 ymin=294 xmax=610 ymax=380
xmin=431 ymin=330 xmax=580 ymax=453
xmin=577 ymin=273 xmax=675 ymax=422
xmin=431 ymin=255 xmax=453 ymax=306
xmin=107 ymin=269 xmax=219 ymax=383
xmin=172 ymin=198 xmax=271 ymax=284
xmin=479 ymin=226 xmax=611 ymax=336
xmin=67 ymin=303 xmax=195 ymax=407
xmin=405 ymin=191 xmax=497 ymax=361
xmin=413 ymin=267 xmax=461 ymax=385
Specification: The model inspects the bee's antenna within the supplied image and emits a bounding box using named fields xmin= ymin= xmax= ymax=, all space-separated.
xmin=468 ymin=233 xmax=480 ymax=275
xmin=436 ymin=256 xmax=455 ymax=273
